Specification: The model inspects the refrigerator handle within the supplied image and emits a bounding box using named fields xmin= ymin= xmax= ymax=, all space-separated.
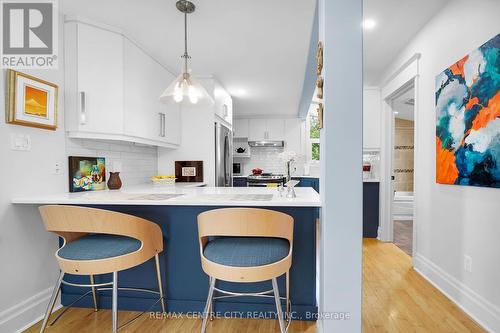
xmin=223 ymin=134 xmax=229 ymax=186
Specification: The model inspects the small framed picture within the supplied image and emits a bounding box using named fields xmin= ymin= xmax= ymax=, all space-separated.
xmin=175 ymin=161 xmax=204 ymax=182
xmin=6 ymin=69 xmax=59 ymax=130
xmin=68 ymin=156 xmax=106 ymax=192
xmin=182 ymin=167 xmax=197 ymax=177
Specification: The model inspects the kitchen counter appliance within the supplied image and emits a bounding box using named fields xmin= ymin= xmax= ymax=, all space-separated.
xmin=215 ymin=123 xmax=233 ymax=187
xmin=247 ymin=173 xmax=286 ymax=187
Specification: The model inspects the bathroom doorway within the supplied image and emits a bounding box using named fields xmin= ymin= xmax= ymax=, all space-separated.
xmin=391 ymin=85 xmax=415 ymax=256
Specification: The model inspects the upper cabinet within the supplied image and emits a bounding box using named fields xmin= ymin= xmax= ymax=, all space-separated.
xmin=363 ymin=88 xmax=382 ymax=150
xmin=64 ymin=21 xmax=124 ymax=135
xmin=248 ymin=119 xmax=285 ymax=141
xmin=233 ymin=119 xmax=249 ymax=138
xmin=64 ymin=17 xmax=180 ymax=148
xmin=213 ymin=81 xmax=233 ymax=126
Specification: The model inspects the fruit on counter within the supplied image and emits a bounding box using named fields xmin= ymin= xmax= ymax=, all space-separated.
xmin=252 ymin=168 xmax=263 ymax=175
xmin=151 ymin=175 xmax=176 ymax=180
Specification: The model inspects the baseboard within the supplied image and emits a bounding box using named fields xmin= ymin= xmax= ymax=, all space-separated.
xmin=414 ymin=253 xmax=500 ymax=332
xmin=0 ymin=286 xmax=61 ymax=333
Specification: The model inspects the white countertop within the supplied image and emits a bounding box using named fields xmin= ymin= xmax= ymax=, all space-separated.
xmin=12 ymin=184 xmax=321 ymax=207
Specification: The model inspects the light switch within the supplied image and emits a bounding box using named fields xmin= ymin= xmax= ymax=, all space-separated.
xmin=10 ymin=134 xmax=31 ymax=151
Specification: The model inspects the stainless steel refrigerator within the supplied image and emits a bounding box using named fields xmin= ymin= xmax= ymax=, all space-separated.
xmin=215 ymin=122 xmax=233 ymax=187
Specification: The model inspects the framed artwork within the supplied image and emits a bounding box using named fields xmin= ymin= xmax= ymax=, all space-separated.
xmin=317 ymin=103 xmax=324 ymax=129
xmin=69 ymin=156 xmax=106 ymax=192
xmin=175 ymin=161 xmax=203 ymax=182
xmin=436 ymin=33 xmax=500 ymax=188
xmin=6 ymin=69 xmax=58 ymax=130
xmin=316 ymin=41 xmax=323 ymax=76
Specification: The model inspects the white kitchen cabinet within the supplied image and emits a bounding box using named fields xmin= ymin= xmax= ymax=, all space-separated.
xmin=284 ymin=118 xmax=303 ymax=154
xmin=248 ymin=119 xmax=285 ymax=141
xmin=233 ymin=119 xmax=249 ymax=138
xmin=65 ymin=17 xmax=180 ymax=148
xmin=214 ymin=81 xmax=233 ymax=126
xmin=65 ymin=20 xmax=123 ymax=135
xmin=122 ymin=38 xmax=180 ymax=145
xmin=266 ymin=119 xmax=285 ymax=140
xmin=248 ymin=119 xmax=268 ymax=141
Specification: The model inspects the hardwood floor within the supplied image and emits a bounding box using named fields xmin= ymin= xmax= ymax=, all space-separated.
xmin=363 ymin=239 xmax=485 ymax=333
xmin=393 ymin=220 xmax=413 ymax=256
xmin=26 ymin=239 xmax=485 ymax=333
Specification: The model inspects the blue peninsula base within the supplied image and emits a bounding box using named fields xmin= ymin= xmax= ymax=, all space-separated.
xmin=60 ymin=205 xmax=319 ymax=321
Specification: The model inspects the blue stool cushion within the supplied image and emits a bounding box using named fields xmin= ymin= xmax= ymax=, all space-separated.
xmin=58 ymin=234 xmax=142 ymax=260
xmin=203 ymin=237 xmax=289 ymax=267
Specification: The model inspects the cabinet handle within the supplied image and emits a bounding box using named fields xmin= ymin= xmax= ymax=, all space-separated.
xmin=79 ymin=91 xmax=86 ymax=125
xmin=159 ymin=113 xmax=166 ymax=137
xmin=162 ymin=113 xmax=166 ymax=137
xmin=222 ymin=104 xmax=228 ymax=118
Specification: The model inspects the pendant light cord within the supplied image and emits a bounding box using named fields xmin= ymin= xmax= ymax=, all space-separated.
xmin=183 ymin=6 xmax=189 ymax=75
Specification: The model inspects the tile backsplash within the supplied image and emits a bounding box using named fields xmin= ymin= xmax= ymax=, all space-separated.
xmin=66 ymin=138 xmax=158 ymax=186
xmin=236 ymin=147 xmax=286 ymax=175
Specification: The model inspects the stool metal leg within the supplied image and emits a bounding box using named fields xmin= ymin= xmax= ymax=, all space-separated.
xmin=286 ymin=271 xmax=290 ymax=316
xmin=209 ymin=278 xmax=215 ymax=321
xmin=201 ymin=277 xmax=216 ymax=333
xmin=112 ymin=271 xmax=118 ymax=333
xmin=89 ymin=275 xmax=98 ymax=312
xmin=272 ymin=278 xmax=286 ymax=333
xmin=154 ymin=254 xmax=166 ymax=313
xmin=39 ymin=271 xmax=64 ymax=333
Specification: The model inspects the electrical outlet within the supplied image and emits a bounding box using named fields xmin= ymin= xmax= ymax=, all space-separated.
xmin=464 ymin=255 xmax=472 ymax=273
xmin=53 ymin=162 xmax=62 ymax=175
xmin=10 ymin=134 xmax=31 ymax=151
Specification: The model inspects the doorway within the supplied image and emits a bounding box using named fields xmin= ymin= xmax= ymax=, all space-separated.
xmin=390 ymin=85 xmax=415 ymax=256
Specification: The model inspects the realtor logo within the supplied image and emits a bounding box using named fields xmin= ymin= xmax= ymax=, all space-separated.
xmin=1 ymin=0 xmax=58 ymax=69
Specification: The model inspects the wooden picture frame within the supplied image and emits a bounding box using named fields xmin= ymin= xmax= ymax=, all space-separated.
xmin=318 ymin=103 xmax=324 ymax=129
xmin=316 ymin=41 xmax=323 ymax=76
xmin=316 ymin=76 xmax=324 ymax=99
xmin=6 ymin=69 xmax=58 ymax=130
xmin=175 ymin=161 xmax=204 ymax=182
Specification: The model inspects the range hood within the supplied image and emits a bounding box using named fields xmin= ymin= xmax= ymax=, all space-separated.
xmin=248 ymin=140 xmax=285 ymax=147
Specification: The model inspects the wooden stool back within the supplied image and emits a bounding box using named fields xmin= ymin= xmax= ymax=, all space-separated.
xmin=197 ymin=208 xmax=294 ymax=283
xmin=39 ymin=205 xmax=163 ymax=275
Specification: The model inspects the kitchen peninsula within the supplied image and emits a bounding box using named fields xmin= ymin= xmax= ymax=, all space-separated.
xmin=13 ymin=186 xmax=321 ymax=320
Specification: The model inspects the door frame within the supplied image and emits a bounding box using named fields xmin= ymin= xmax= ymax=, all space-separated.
xmin=379 ymin=53 xmax=421 ymax=260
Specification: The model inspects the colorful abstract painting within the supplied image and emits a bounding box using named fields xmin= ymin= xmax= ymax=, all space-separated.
xmin=69 ymin=156 xmax=106 ymax=192
xmin=436 ymin=33 xmax=500 ymax=188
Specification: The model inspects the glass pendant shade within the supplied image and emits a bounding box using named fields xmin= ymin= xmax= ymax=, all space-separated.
xmin=160 ymin=71 xmax=207 ymax=104
xmin=160 ymin=1 xmax=211 ymax=105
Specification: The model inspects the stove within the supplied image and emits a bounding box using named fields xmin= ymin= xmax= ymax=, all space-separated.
xmin=247 ymin=173 xmax=286 ymax=187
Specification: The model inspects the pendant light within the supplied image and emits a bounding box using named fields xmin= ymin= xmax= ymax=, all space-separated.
xmin=160 ymin=0 xmax=208 ymax=104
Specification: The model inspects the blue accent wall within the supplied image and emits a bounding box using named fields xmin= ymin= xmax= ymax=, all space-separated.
xmin=298 ymin=2 xmax=319 ymax=119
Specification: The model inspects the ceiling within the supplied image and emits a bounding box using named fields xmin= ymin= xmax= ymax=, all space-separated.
xmin=363 ymin=0 xmax=450 ymax=85
xmin=62 ymin=0 xmax=316 ymax=118
xmin=393 ymin=87 xmax=415 ymax=121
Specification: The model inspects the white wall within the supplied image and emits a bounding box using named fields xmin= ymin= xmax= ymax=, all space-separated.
xmin=158 ymin=102 xmax=216 ymax=186
xmin=0 ymin=15 xmax=66 ymax=332
xmin=363 ymin=87 xmax=382 ymax=149
xmin=380 ymin=0 xmax=500 ymax=330
xmin=0 ymin=13 xmax=159 ymax=333
xmin=318 ymin=0 xmax=363 ymax=332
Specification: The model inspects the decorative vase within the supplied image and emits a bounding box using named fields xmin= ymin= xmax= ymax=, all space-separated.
xmin=107 ymin=172 xmax=122 ymax=190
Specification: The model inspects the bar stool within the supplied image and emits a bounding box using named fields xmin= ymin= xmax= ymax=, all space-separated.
xmin=38 ymin=205 xmax=166 ymax=333
xmin=197 ymin=208 xmax=293 ymax=333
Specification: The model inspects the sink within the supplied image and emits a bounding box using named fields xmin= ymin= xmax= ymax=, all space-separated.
xmin=129 ymin=193 xmax=185 ymax=200
xmin=198 ymin=194 xmax=274 ymax=201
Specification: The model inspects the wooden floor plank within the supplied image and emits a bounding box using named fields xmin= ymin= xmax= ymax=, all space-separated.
xmin=25 ymin=239 xmax=485 ymax=332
